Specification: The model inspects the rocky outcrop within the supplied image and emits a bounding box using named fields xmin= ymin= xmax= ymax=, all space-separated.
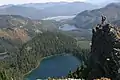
xmin=0 ymin=28 xmax=30 ymax=43
xmin=68 ymin=16 xmax=120 ymax=80
xmin=87 ymin=18 xmax=120 ymax=80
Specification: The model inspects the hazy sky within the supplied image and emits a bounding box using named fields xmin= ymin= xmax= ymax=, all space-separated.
xmin=0 ymin=0 xmax=119 ymax=5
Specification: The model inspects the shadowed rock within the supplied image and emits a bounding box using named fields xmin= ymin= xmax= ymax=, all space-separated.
xmin=67 ymin=16 xmax=120 ymax=80
xmin=88 ymin=16 xmax=120 ymax=80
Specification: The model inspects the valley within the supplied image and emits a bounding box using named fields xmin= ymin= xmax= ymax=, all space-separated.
xmin=0 ymin=1 xmax=120 ymax=80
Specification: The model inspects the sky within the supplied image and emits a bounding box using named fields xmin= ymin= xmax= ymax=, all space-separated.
xmin=0 ymin=0 xmax=119 ymax=5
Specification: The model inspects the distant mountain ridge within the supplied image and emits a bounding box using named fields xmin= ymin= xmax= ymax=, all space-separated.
xmin=73 ymin=3 xmax=120 ymax=29
xmin=0 ymin=5 xmax=43 ymax=19
xmin=0 ymin=2 xmax=98 ymax=19
xmin=21 ymin=2 xmax=97 ymax=9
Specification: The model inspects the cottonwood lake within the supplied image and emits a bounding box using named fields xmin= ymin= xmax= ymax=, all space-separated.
xmin=25 ymin=54 xmax=81 ymax=80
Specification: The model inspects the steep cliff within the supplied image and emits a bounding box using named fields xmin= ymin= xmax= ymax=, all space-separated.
xmin=88 ymin=22 xmax=120 ymax=80
xmin=68 ymin=17 xmax=120 ymax=80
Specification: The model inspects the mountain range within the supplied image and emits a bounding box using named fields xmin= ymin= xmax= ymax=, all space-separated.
xmin=0 ymin=2 xmax=98 ymax=19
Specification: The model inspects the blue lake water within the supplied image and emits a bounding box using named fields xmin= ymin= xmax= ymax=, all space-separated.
xmin=25 ymin=54 xmax=81 ymax=80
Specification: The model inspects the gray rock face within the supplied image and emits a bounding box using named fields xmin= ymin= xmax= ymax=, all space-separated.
xmin=88 ymin=23 xmax=120 ymax=80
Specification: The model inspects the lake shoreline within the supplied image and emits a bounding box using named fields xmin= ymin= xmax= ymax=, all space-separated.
xmin=24 ymin=53 xmax=71 ymax=79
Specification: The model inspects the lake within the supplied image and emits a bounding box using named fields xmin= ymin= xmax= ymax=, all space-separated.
xmin=25 ymin=54 xmax=81 ymax=80
xmin=42 ymin=15 xmax=76 ymax=21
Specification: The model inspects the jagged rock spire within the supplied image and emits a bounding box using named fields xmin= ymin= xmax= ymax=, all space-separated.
xmin=67 ymin=16 xmax=120 ymax=80
xmin=87 ymin=16 xmax=120 ymax=80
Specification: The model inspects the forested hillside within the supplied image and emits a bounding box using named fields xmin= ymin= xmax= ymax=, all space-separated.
xmin=0 ymin=15 xmax=62 ymax=52
xmin=0 ymin=31 xmax=85 ymax=80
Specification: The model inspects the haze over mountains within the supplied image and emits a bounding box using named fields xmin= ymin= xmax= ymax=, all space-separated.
xmin=0 ymin=1 xmax=120 ymax=51
xmin=73 ymin=2 xmax=120 ymax=29
xmin=0 ymin=2 xmax=98 ymax=19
